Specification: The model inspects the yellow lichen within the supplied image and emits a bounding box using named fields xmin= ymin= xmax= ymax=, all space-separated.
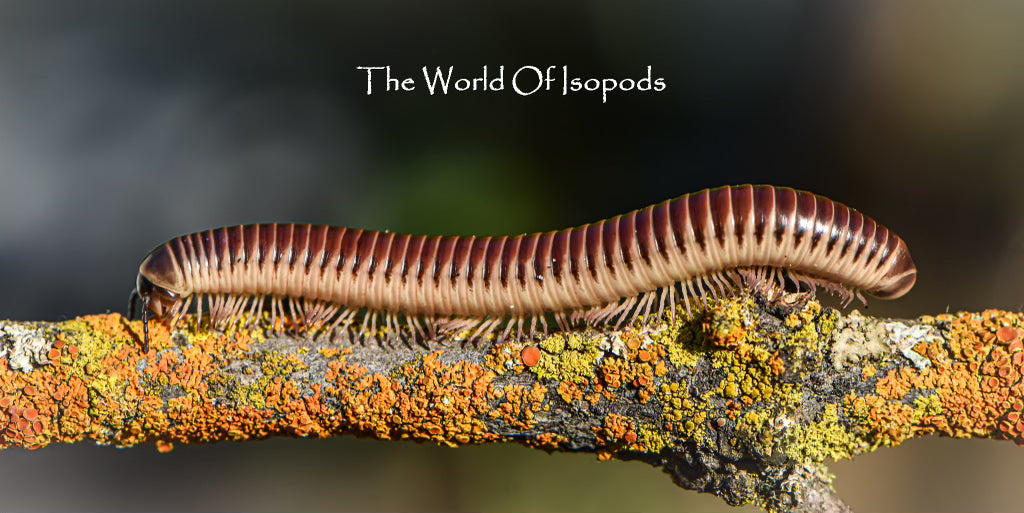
xmin=786 ymin=404 xmax=865 ymax=462
xmin=530 ymin=332 xmax=602 ymax=384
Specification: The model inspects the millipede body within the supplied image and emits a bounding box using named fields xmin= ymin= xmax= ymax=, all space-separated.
xmin=131 ymin=185 xmax=917 ymax=348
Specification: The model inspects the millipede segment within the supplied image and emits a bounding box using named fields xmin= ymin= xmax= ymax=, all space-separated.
xmin=131 ymin=185 xmax=917 ymax=349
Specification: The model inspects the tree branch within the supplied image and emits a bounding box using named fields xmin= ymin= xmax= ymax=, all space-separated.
xmin=1 ymin=295 xmax=1021 ymax=512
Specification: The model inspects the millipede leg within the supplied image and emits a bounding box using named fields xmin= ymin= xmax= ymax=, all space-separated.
xmin=499 ymin=317 xmax=516 ymax=342
xmin=667 ymin=285 xmax=677 ymax=322
xmin=171 ymin=295 xmax=192 ymax=329
xmin=554 ymin=312 xmax=569 ymax=332
xmin=289 ymin=298 xmax=302 ymax=331
xmin=478 ymin=317 xmax=501 ymax=343
xmin=195 ymin=294 xmax=205 ymax=329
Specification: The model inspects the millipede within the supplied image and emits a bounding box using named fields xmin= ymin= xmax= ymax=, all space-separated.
xmin=129 ymin=185 xmax=917 ymax=351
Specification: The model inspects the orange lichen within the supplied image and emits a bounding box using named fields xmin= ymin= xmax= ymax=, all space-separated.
xmin=844 ymin=310 xmax=1024 ymax=447
xmin=997 ymin=326 xmax=1021 ymax=344
xmin=0 ymin=299 xmax=1021 ymax=489
xmin=594 ymin=413 xmax=633 ymax=459
xmin=557 ymin=381 xmax=584 ymax=404
xmin=520 ymin=346 xmax=541 ymax=367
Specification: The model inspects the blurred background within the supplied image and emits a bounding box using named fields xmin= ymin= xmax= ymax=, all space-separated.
xmin=0 ymin=0 xmax=1022 ymax=511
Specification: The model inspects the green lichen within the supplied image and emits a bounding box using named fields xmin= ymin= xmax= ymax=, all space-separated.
xmin=225 ymin=376 xmax=268 ymax=410
xmin=58 ymin=319 xmax=142 ymax=424
xmin=635 ymin=422 xmax=670 ymax=453
xmin=664 ymin=324 xmax=703 ymax=368
xmin=913 ymin=393 xmax=943 ymax=418
xmin=530 ymin=332 xmax=602 ymax=384
xmin=259 ymin=350 xmax=309 ymax=376
xmin=786 ymin=404 xmax=864 ymax=462
xmin=783 ymin=301 xmax=836 ymax=354
xmin=658 ymin=383 xmax=712 ymax=440
xmin=710 ymin=295 xmax=758 ymax=341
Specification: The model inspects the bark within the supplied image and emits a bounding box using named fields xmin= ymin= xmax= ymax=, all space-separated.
xmin=0 ymin=294 xmax=1021 ymax=512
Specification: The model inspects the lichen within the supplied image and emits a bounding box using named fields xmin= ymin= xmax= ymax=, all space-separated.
xmin=0 ymin=295 xmax=1021 ymax=513
xmin=0 ymin=324 xmax=55 ymax=373
xmin=530 ymin=332 xmax=603 ymax=384
xmin=786 ymin=404 xmax=865 ymax=462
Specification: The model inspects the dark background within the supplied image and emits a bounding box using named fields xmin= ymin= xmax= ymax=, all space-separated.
xmin=1 ymin=1 xmax=1022 ymax=511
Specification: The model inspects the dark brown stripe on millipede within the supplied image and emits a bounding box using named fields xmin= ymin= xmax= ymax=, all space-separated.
xmin=500 ymin=235 xmax=521 ymax=288
xmin=827 ymin=203 xmax=849 ymax=254
xmin=288 ymin=225 xmax=308 ymax=269
xmin=432 ymin=236 xmax=457 ymax=284
xmin=307 ymin=225 xmax=329 ymax=271
xmin=871 ymin=227 xmax=891 ymax=269
xmin=811 ymin=196 xmax=834 ymax=251
xmin=401 ymin=235 xmax=425 ymax=283
xmin=773 ymin=188 xmax=797 ymax=245
xmin=207 ymin=230 xmax=218 ymax=273
xmin=466 ymin=236 xmax=489 ymax=285
xmin=241 ymin=225 xmax=259 ymax=266
xmin=322 ymin=227 xmax=344 ymax=276
xmin=416 ymin=235 xmax=440 ymax=284
xmin=842 ymin=211 xmax=863 ymax=258
xmin=864 ymin=222 xmax=886 ymax=267
xmin=730 ymin=186 xmax=753 ymax=247
xmin=337 ymin=228 xmax=360 ymax=274
xmin=193 ymin=232 xmax=209 ymax=274
xmin=450 ymin=236 xmax=474 ymax=285
xmin=226 ymin=226 xmax=243 ymax=266
xmin=300 ymin=224 xmax=316 ymax=269
xmin=601 ymin=217 xmax=619 ymax=275
xmin=482 ymin=236 xmax=504 ymax=287
xmin=353 ymin=229 xmax=378 ymax=277
xmin=221 ymin=226 xmax=233 ymax=270
xmin=752 ymin=186 xmax=774 ymax=245
xmin=687 ymin=190 xmax=709 ymax=251
xmin=205 ymin=231 xmax=218 ymax=273
xmin=617 ymin=211 xmax=637 ymax=271
xmin=633 ymin=207 xmax=653 ymax=267
xmin=853 ymin=216 xmax=874 ymax=262
xmin=155 ymin=242 xmax=181 ymax=281
xmin=549 ymin=230 xmax=569 ymax=283
xmin=256 ymin=224 xmax=275 ymax=267
xmin=185 ymin=233 xmax=202 ymax=277
xmin=383 ymin=233 xmax=407 ymax=283
xmin=517 ymin=233 xmax=539 ymax=287
xmin=794 ymin=192 xmax=817 ymax=248
xmin=200 ymin=230 xmax=217 ymax=272
xmin=585 ymin=221 xmax=603 ymax=279
xmin=171 ymin=238 xmax=189 ymax=277
xmin=275 ymin=224 xmax=293 ymax=268
xmin=367 ymin=231 xmax=393 ymax=279
xmin=708 ymin=187 xmax=731 ymax=247
xmin=209 ymin=229 xmax=222 ymax=271
xmin=533 ymin=232 xmax=554 ymax=284
xmin=667 ymin=196 xmax=689 ymax=253
xmin=568 ymin=227 xmax=585 ymax=282
xmin=649 ymin=201 xmax=670 ymax=259
xmin=878 ymin=231 xmax=900 ymax=270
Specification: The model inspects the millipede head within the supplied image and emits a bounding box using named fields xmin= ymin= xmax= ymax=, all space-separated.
xmin=135 ymin=274 xmax=181 ymax=318
xmin=135 ymin=243 xmax=190 ymax=352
